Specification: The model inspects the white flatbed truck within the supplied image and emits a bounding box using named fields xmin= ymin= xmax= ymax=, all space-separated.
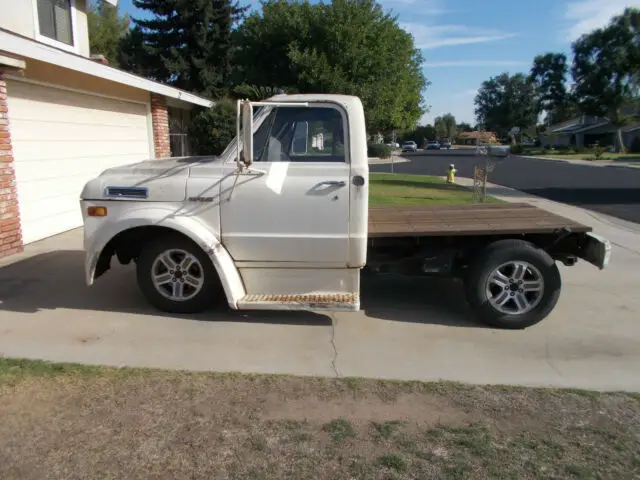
xmin=80 ymin=94 xmax=610 ymax=329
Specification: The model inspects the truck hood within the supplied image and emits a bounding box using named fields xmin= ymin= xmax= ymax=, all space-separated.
xmin=80 ymin=156 xmax=222 ymax=202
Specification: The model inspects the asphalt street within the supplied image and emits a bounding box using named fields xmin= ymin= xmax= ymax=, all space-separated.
xmin=372 ymin=151 xmax=640 ymax=224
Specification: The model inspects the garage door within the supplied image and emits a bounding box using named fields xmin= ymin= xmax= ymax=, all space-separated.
xmin=6 ymin=80 xmax=152 ymax=244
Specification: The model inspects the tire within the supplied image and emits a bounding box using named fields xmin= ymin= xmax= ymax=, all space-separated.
xmin=464 ymin=239 xmax=561 ymax=329
xmin=136 ymin=234 xmax=220 ymax=314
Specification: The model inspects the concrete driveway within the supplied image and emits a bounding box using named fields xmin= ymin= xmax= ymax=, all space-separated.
xmin=1 ymin=192 xmax=639 ymax=392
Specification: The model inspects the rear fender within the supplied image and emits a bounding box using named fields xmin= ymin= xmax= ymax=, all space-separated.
xmin=86 ymin=209 xmax=246 ymax=308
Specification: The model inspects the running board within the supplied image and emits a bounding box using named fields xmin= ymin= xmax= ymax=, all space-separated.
xmin=236 ymin=293 xmax=360 ymax=311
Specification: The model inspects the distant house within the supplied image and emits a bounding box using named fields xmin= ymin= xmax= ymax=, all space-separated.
xmin=541 ymin=113 xmax=640 ymax=150
xmin=455 ymin=131 xmax=498 ymax=145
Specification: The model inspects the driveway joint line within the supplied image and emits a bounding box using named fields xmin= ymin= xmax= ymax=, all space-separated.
xmin=329 ymin=313 xmax=340 ymax=377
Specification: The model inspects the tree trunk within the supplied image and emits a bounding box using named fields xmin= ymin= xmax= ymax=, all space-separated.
xmin=616 ymin=127 xmax=626 ymax=154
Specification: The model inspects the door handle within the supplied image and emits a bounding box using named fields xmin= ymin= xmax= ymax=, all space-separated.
xmin=319 ymin=180 xmax=346 ymax=187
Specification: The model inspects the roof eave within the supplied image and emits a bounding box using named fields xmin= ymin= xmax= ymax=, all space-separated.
xmin=0 ymin=29 xmax=214 ymax=108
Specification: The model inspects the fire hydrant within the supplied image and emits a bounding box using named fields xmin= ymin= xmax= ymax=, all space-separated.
xmin=446 ymin=164 xmax=457 ymax=184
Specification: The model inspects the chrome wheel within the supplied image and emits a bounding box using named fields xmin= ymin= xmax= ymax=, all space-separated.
xmin=151 ymin=249 xmax=204 ymax=302
xmin=485 ymin=261 xmax=544 ymax=315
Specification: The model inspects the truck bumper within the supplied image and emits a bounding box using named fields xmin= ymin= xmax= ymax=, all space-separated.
xmin=582 ymin=232 xmax=612 ymax=270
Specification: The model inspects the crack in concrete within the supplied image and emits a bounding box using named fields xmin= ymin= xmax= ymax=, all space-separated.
xmin=329 ymin=313 xmax=340 ymax=377
xmin=545 ymin=336 xmax=563 ymax=378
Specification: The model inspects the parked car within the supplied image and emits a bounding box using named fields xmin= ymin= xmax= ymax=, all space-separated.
xmin=441 ymin=140 xmax=452 ymax=149
xmin=401 ymin=141 xmax=417 ymax=152
xmin=427 ymin=141 xmax=441 ymax=150
xmin=386 ymin=142 xmax=400 ymax=149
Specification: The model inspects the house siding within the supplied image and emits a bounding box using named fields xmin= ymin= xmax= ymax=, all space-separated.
xmin=0 ymin=0 xmax=36 ymax=40
xmin=0 ymin=72 xmax=24 ymax=258
xmin=151 ymin=93 xmax=170 ymax=158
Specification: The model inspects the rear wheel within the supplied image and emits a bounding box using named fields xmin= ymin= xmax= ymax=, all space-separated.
xmin=136 ymin=234 xmax=220 ymax=314
xmin=464 ymin=240 xmax=561 ymax=329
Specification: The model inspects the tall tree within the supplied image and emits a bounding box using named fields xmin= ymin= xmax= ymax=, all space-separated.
xmin=456 ymin=122 xmax=473 ymax=132
xmin=474 ymin=73 xmax=538 ymax=138
xmin=529 ymin=53 xmax=578 ymax=125
xmin=233 ymin=0 xmax=428 ymax=132
xmin=571 ymin=7 xmax=640 ymax=152
xmin=119 ymin=0 xmax=246 ymax=98
xmin=433 ymin=114 xmax=456 ymax=139
xmin=441 ymin=113 xmax=457 ymax=139
xmin=433 ymin=116 xmax=447 ymax=138
xmin=87 ymin=0 xmax=130 ymax=66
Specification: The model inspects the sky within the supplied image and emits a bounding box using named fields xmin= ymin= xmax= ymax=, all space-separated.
xmin=118 ymin=0 xmax=639 ymax=126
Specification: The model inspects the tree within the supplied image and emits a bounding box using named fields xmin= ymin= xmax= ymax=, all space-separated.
xmin=231 ymin=84 xmax=295 ymax=100
xmin=442 ymin=113 xmax=456 ymax=139
xmin=474 ymin=72 xmax=538 ymax=138
xmin=119 ymin=0 xmax=247 ymax=98
xmin=87 ymin=0 xmax=130 ymax=66
xmin=188 ymin=100 xmax=237 ymax=155
xmin=433 ymin=116 xmax=447 ymax=138
xmin=457 ymin=122 xmax=473 ymax=132
xmin=233 ymin=0 xmax=428 ymax=132
xmin=433 ymin=114 xmax=456 ymax=139
xmin=530 ymin=53 xmax=578 ymax=125
xmin=571 ymin=7 xmax=640 ymax=152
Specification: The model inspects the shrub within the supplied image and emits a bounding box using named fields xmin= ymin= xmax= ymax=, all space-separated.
xmin=188 ymin=99 xmax=237 ymax=156
xmin=591 ymin=146 xmax=606 ymax=160
xmin=553 ymin=144 xmax=570 ymax=151
xmin=510 ymin=144 xmax=524 ymax=154
xmin=367 ymin=143 xmax=392 ymax=159
xmin=630 ymin=136 xmax=640 ymax=154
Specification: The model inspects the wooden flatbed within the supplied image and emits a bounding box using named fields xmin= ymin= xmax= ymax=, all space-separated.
xmin=368 ymin=203 xmax=592 ymax=238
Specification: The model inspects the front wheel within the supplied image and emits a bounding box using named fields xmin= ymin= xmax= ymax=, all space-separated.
xmin=464 ymin=240 xmax=561 ymax=329
xmin=136 ymin=235 xmax=220 ymax=314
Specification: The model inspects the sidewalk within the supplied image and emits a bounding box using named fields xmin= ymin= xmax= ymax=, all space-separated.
xmin=368 ymin=156 xmax=409 ymax=165
xmin=520 ymin=155 xmax=640 ymax=169
xmin=455 ymin=176 xmax=640 ymax=255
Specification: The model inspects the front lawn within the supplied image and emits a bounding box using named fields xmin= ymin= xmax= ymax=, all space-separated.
xmin=369 ymin=173 xmax=501 ymax=206
xmin=0 ymin=357 xmax=639 ymax=479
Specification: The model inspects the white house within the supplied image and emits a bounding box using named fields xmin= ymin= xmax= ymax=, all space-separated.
xmin=0 ymin=0 xmax=214 ymax=258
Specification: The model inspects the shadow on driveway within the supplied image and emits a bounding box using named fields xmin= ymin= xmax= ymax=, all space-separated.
xmin=0 ymin=251 xmax=479 ymax=328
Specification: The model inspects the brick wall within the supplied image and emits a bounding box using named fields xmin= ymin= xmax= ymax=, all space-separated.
xmin=151 ymin=93 xmax=170 ymax=158
xmin=0 ymin=72 xmax=23 ymax=258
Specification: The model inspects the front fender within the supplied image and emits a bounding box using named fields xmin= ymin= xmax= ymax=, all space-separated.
xmin=84 ymin=204 xmax=246 ymax=308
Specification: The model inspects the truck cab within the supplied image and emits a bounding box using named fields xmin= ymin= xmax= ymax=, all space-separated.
xmin=80 ymin=94 xmax=369 ymax=313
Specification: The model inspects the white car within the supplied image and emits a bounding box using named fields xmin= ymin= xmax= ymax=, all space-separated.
xmin=401 ymin=141 xmax=417 ymax=152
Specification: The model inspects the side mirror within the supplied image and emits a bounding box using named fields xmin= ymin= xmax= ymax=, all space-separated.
xmin=236 ymin=100 xmax=254 ymax=166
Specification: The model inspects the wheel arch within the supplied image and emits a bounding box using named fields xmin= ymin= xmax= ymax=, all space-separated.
xmin=89 ymin=215 xmax=246 ymax=309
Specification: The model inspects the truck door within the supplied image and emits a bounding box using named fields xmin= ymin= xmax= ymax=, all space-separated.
xmin=220 ymin=103 xmax=351 ymax=266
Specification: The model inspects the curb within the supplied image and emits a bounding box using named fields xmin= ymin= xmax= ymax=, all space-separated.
xmin=519 ymin=155 xmax=640 ymax=169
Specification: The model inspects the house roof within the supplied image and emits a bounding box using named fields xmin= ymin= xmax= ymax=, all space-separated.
xmin=457 ymin=131 xmax=497 ymax=138
xmin=0 ymin=28 xmax=214 ymax=108
xmin=551 ymin=122 xmax=610 ymax=134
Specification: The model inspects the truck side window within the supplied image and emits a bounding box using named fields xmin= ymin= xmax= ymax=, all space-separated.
xmin=252 ymin=106 xmax=346 ymax=163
